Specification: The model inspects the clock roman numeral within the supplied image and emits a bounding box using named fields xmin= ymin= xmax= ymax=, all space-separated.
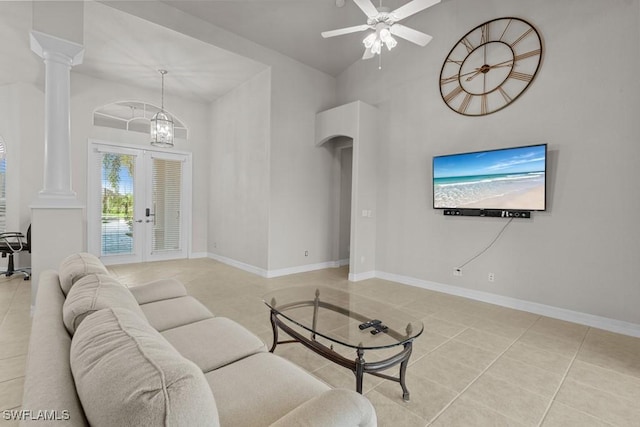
xmin=514 ymin=49 xmax=541 ymax=61
xmin=446 ymin=58 xmax=464 ymax=66
xmin=480 ymin=23 xmax=490 ymax=44
xmin=440 ymin=74 xmax=460 ymax=85
xmin=498 ymin=87 xmax=512 ymax=104
xmin=499 ymin=19 xmax=513 ymax=42
xmin=481 ymin=95 xmax=488 ymax=115
xmin=509 ymin=71 xmax=533 ymax=82
xmin=461 ymin=37 xmax=475 ymax=53
xmin=458 ymin=94 xmax=472 ymax=114
xmin=511 ymin=28 xmax=534 ymax=47
xmin=444 ymin=85 xmax=464 ymax=103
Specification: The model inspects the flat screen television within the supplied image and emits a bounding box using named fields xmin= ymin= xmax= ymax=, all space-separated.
xmin=433 ymin=144 xmax=547 ymax=211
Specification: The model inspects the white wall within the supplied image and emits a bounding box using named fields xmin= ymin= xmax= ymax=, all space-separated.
xmin=0 ymin=83 xmax=43 ymax=270
xmin=337 ymin=0 xmax=640 ymax=325
xmin=209 ymin=69 xmax=271 ymax=269
xmin=338 ymin=145 xmax=352 ymax=262
xmin=70 ymin=73 xmax=211 ymax=256
xmin=267 ymin=63 xmax=337 ymax=271
xmin=111 ymin=1 xmax=343 ymax=273
xmin=0 ymin=74 xmax=211 ymax=261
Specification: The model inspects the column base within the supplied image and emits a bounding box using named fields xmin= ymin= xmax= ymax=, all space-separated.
xmin=30 ymin=206 xmax=85 ymax=308
xmin=31 ymin=191 xmax=83 ymax=209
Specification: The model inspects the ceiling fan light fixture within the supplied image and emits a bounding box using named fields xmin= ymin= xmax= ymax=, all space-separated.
xmin=380 ymin=28 xmax=397 ymax=50
xmin=325 ymin=0 xmax=439 ymax=61
xmin=362 ymin=27 xmax=396 ymax=56
xmin=372 ymin=39 xmax=382 ymax=55
xmin=363 ymin=33 xmax=377 ymax=49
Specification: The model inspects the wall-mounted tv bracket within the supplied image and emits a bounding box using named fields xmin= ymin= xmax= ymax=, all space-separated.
xmin=443 ymin=209 xmax=531 ymax=218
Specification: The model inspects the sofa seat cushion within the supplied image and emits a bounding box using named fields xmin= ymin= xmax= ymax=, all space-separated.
xmin=63 ymin=273 xmax=144 ymax=335
xmin=70 ymin=307 xmax=219 ymax=427
xmin=205 ymin=352 xmax=330 ymax=427
xmin=269 ymin=389 xmax=377 ymax=427
xmin=58 ymin=252 xmax=110 ymax=296
xmin=128 ymin=278 xmax=188 ymax=305
xmin=140 ymin=296 xmax=214 ymax=331
xmin=162 ymin=317 xmax=267 ymax=373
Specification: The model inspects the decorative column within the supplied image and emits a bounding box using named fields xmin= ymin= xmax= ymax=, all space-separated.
xmin=30 ymin=30 xmax=84 ymax=202
xmin=29 ymin=31 xmax=85 ymax=313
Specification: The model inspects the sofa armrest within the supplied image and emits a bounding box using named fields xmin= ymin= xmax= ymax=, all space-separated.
xmin=128 ymin=278 xmax=188 ymax=305
xmin=270 ymin=389 xmax=377 ymax=427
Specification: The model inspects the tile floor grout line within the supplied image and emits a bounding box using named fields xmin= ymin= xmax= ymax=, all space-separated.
xmin=427 ymin=315 xmax=540 ymax=425
xmin=364 ymin=325 xmax=468 ymax=421
xmin=0 ymin=279 xmax=21 ymax=329
xmin=535 ymin=325 xmax=591 ymax=427
xmin=395 ymin=324 xmax=469 ymax=375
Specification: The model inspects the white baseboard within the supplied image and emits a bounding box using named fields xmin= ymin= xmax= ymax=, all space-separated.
xmin=201 ymin=254 xmax=639 ymax=338
xmin=376 ymin=271 xmax=640 ymax=339
xmin=266 ymin=261 xmax=341 ymax=278
xmin=337 ymin=258 xmax=350 ymax=267
xmin=207 ymin=253 xmax=268 ymax=277
xmin=207 ymin=254 xmax=345 ymax=279
xmin=189 ymin=252 xmax=208 ymax=259
xmin=349 ymin=271 xmax=375 ymax=282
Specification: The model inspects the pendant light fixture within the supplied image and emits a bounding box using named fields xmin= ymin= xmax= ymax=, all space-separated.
xmin=150 ymin=69 xmax=174 ymax=147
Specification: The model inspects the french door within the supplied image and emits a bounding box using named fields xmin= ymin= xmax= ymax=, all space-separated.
xmin=88 ymin=142 xmax=191 ymax=265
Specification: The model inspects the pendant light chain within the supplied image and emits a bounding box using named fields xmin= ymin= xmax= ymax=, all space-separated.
xmin=160 ymin=69 xmax=167 ymax=112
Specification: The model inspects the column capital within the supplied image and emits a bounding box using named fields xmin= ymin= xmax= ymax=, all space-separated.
xmin=30 ymin=30 xmax=84 ymax=66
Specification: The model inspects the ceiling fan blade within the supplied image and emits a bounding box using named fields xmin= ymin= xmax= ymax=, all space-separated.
xmin=362 ymin=47 xmax=375 ymax=60
xmin=353 ymin=0 xmax=380 ymax=18
xmin=390 ymin=24 xmax=433 ymax=46
xmin=391 ymin=0 xmax=441 ymax=22
xmin=321 ymin=24 xmax=371 ymax=38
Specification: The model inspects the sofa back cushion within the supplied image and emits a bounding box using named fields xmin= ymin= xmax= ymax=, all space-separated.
xmin=70 ymin=307 xmax=219 ymax=427
xmin=62 ymin=273 xmax=144 ymax=335
xmin=59 ymin=252 xmax=110 ymax=296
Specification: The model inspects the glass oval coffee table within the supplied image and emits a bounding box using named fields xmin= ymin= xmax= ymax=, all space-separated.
xmin=263 ymin=286 xmax=423 ymax=401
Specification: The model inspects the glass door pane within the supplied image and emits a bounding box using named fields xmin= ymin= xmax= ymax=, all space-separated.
xmin=100 ymin=153 xmax=136 ymax=256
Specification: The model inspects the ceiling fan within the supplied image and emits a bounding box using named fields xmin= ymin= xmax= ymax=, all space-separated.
xmin=322 ymin=0 xmax=440 ymax=59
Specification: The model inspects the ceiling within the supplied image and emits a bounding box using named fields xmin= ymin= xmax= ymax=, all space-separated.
xmin=0 ymin=1 xmax=267 ymax=104
xmin=0 ymin=0 xmax=439 ymax=103
xmin=164 ymin=0 xmax=438 ymax=77
xmin=80 ymin=1 xmax=268 ymax=103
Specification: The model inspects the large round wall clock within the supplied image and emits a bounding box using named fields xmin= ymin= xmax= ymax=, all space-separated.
xmin=439 ymin=17 xmax=543 ymax=116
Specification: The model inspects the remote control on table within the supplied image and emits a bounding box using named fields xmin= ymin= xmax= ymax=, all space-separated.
xmin=371 ymin=324 xmax=389 ymax=335
xmin=359 ymin=319 xmax=382 ymax=330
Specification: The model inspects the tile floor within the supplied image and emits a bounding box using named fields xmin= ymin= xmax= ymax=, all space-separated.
xmin=2 ymin=258 xmax=640 ymax=426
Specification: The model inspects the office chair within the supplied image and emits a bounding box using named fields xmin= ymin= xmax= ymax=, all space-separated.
xmin=0 ymin=225 xmax=30 ymax=280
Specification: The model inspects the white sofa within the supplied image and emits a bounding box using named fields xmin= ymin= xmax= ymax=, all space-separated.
xmin=21 ymin=253 xmax=377 ymax=426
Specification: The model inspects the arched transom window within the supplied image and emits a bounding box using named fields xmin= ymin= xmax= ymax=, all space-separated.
xmin=93 ymin=101 xmax=188 ymax=140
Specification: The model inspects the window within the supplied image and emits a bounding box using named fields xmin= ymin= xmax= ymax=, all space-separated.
xmin=93 ymin=101 xmax=188 ymax=140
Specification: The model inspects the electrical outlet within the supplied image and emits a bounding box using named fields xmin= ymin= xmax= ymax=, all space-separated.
xmin=304 ymin=250 xmax=309 ymax=257
xmin=453 ymin=268 xmax=463 ymax=277
xmin=488 ymin=272 xmax=495 ymax=282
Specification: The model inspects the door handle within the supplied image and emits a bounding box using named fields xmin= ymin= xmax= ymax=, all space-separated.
xmin=135 ymin=220 xmax=143 ymax=223
xmin=146 ymin=219 xmax=153 ymax=223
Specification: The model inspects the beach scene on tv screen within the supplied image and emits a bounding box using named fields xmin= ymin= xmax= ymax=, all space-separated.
xmin=433 ymin=145 xmax=546 ymax=210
